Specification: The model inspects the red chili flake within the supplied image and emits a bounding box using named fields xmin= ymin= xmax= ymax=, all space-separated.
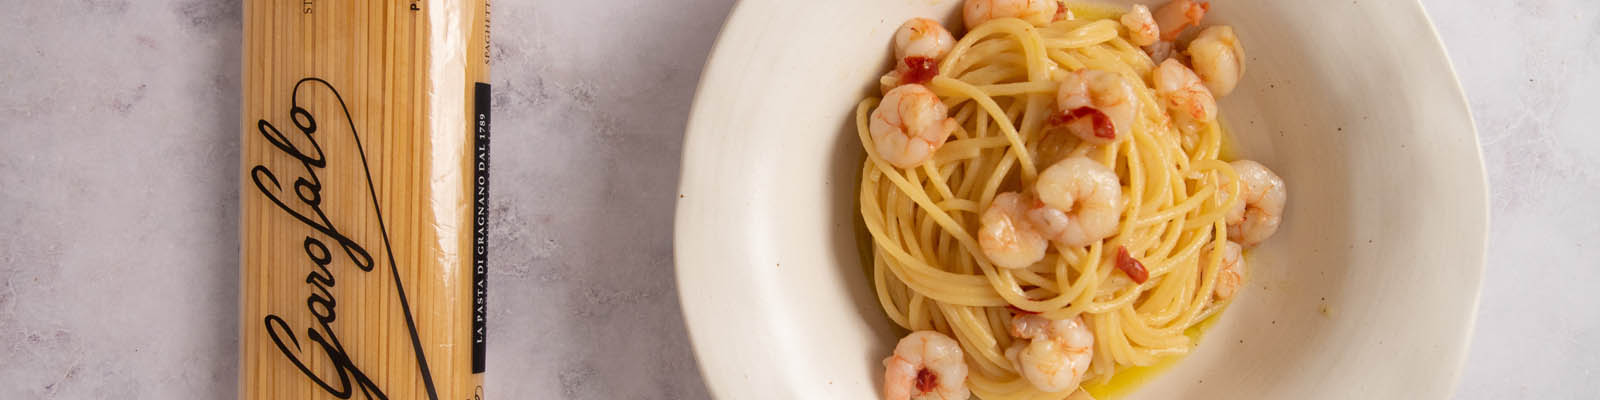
xmin=1116 ymin=246 xmax=1150 ymax=284
xmin=1006 ymin=305 xmax=1041 ymax=315
xmin=1053 ymin=2 xmax=1070 ymax=21
xmin=914 ymin=368 xmax=939 ymax=393
xmin=901 ymin=56 xmax=940 ymax=85
xmin=1048 ymin=107 xmax=1116 ymax=140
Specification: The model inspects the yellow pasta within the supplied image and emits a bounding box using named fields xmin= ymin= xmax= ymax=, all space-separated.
xmin=240 ymin=1 xmax=489 ymax=399
xmin=860 ymin=3 xmax=1272 ymax=399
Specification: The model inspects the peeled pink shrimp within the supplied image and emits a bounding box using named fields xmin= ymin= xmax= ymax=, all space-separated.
xmin=1151 ymin=58 xmax=1217 ymax=133
xmin=1120 ymin=4 xmax=1160 ymax=47
xmin=884 ymin=331 xmax=970 ymax=400
xmin=871 ymin=84 xmax=957 ymax=168
xmin=980 ymin=192 xmax=1050 ymax=270
xmin=1225 ymin=160 xmax=1286 ymax=247
xmin=1006 ymin=314 xmax=1094 ymax=392
xmin=882 ymin=18 xmax=957 ymax=91
xmin=894 ymin=18 xmax=956 ymax=63
xmin=1152 ymin=0 xmax=1208 ymax=41
xmin=1205 ymin=240 xmax=1246 ymax=300
xmin=963 ymin=0 xmax=1059 ymax=29
xmin=1053 ymin=69 xmax=1139 ymax=144
xmin=1029 ymin=156 xmax=1124 ymax=248
xmin=1187 ymin=25 xmax=1247 ymax=96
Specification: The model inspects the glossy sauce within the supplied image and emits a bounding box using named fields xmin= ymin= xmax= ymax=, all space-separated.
xmin=1082 ymin=311 xmax=1223 ymax=399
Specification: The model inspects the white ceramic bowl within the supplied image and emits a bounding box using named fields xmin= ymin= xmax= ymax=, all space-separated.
xmin=674 ymin=1 xmax=1487 ymax=398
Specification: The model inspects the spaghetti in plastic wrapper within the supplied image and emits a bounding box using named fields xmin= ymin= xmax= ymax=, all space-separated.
xmin=240 ymin=1 xmax=489 ymax=399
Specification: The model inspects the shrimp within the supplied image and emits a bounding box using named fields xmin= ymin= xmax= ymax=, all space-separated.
xmin=1119 ymin=4 xmax=1160 ymax=47
xmin=1052 ymin=69 xmax=1138 ymax=144
xmin=1005 ymin=314 xmax=1094 ymax=393
xmin=1186 ymin=25 xmax=1246 ymax=96
xmin=963 ymin=0 xmax=1059 ymax=30
xmin=887 ymin=18 xmax=957 ymax=88
xmin=1152 ymin=0 xmax=1209 ymax=41
xmin=871 ymin=84 xmax=957 ymax=168
xmin=1224 ymin=160 xmax=1285 ymax=247
xmin=884 ymin=331 xmax=970 ymax=400
xmin=1029 ymin=156 xmax=1124 ymax=248
xmin=1204 ymin=240 xmax=1245 ymax=301
xmin=1151 ymin=58 xmax=1217 ymax=133
xmin=980 ymin=192 xmax=1050 ymax=270
xmin=894 ymin=18 xmax=956 ymax=64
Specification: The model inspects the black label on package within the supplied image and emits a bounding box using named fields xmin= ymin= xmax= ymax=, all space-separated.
xmin=471 ymin=82 xmax=490 ymax=374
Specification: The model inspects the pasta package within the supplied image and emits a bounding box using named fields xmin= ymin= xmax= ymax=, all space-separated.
xmin=240 ymin=1 xmax=489 ymax=399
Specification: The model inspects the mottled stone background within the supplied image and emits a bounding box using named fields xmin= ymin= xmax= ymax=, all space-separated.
xmin=0 ymin=0 xmax=1593 ymax=399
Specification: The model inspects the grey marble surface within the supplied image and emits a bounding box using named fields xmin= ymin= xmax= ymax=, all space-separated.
xmin=0 ymin=0 xmax=1594 ymax=399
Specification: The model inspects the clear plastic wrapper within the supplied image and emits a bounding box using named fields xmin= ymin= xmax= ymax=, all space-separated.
xmin=240 ymin=1 xmax=490 ymax=398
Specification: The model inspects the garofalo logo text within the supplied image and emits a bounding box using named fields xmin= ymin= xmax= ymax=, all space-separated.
xmin=249 ymin=78 xmax=439 ymax=400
